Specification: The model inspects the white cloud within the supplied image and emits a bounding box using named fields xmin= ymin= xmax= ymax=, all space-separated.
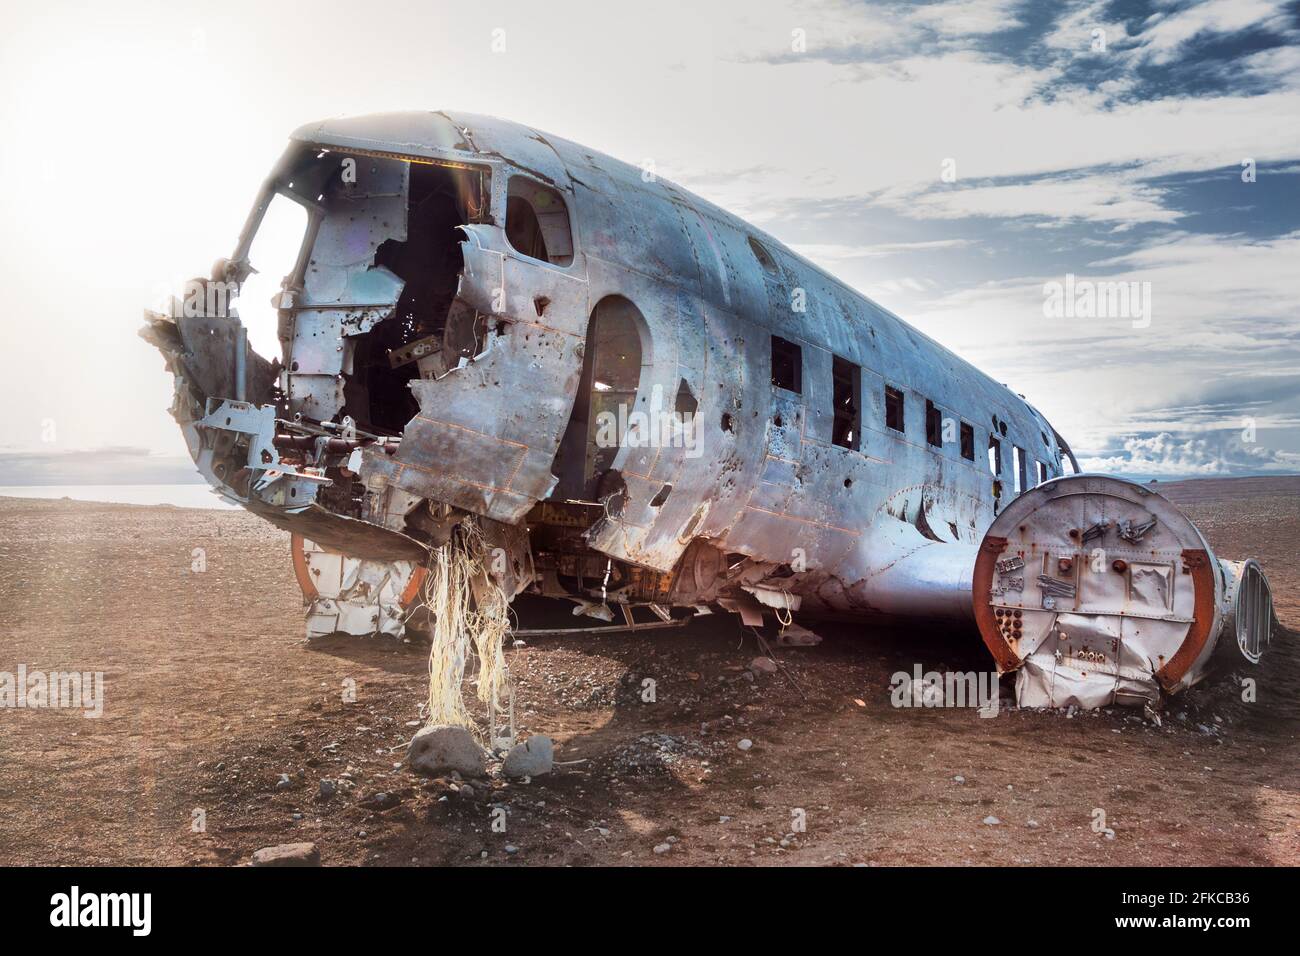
xmin=893 ymin=170 xmax=1183 ymax=225
xmin=1043 ymin=1 xmax=1136 ymax=56
xmin=788 ymin=238 xmax=975 ymax=261
xmin=1079 ymin=430 xmax=1298 ymax=476
xmin=908 ymin=0 xmax=1026 ymax=37
xmin=1137 ymin=0 xmax=1294 ymax=65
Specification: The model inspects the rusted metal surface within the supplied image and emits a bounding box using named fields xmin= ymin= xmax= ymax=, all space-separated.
xmin=141 ymin=110 xmax=1274 ymax=706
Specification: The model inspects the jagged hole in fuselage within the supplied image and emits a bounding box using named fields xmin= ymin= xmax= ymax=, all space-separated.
xmin=347 ymin=163 xmax=478 ymax=436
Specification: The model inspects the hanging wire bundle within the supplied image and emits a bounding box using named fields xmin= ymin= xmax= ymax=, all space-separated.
xmin=419 ymin=517 xmax=514 ymax=743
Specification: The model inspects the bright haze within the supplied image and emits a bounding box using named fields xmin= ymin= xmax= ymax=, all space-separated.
xmin=1 ymin=0 xmax=1297 ymax=485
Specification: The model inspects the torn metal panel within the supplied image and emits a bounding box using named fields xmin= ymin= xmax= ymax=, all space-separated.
xmin=360 ymin=223 xmax=590 ymax=524
xmin=293 ymin=535 xmax=423 ymax=639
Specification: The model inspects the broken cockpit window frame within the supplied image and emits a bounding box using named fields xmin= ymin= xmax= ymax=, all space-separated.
xmin=237 ymin=194 xmax=310 ymax=361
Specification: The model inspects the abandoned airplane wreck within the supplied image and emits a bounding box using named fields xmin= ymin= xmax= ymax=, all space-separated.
xmin=142 ymin=111 xmax=1276 ymax=710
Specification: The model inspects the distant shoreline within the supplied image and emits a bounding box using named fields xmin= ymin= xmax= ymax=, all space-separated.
xmin=0 ymin=483 xmax=233 ymax=510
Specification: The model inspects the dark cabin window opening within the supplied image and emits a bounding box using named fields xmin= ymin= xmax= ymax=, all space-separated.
xmin=771 ymin=336 xmax=802 ymax=393
xmin=885 ymin=386 xmax=904 ymax=432
xmin=960 ymin=421 xmax=975 ymax=461
xmin=988 ymin=435 xmax=1002 ymax=475
xmin=831 ymin=356 xmax=860 ymax=450
xmin=925 ymin=399 xmax=943 ymax=448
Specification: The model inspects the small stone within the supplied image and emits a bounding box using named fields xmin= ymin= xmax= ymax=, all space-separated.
xmin=359 ymin=791 xmax=401 ymax=811
xmin=408 ymin=724 xmax=487 ymax=778
xmin=983 ymin=815 xmax=1001 ymax=826
xmin=505 ymin=844 xmax=519 ymax=854
xmin=653 ymin=842 xmax=671 ymax=855
xmin=749 ymin=657 xmax=779 ymax=675
xmin=1027 ymin=820 xmax=1040 ymax=829
xmin=275 ymin=773 xmax=292 ymax=790
xmin=954 ymin=775 xmax=966 ymax=784
xmin=738 ymin=739 xmax=753 ymax=752
xmin=318 ymin=779 xmax=337 ymax=800
xmin=250 ymin=842 xmax=320 ymax=867
xmin=502 ymin=735 xmax=555 ymax=779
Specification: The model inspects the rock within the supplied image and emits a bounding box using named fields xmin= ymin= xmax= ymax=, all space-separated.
xmin=358 ymin=791 xmax=401 ymax=811
xmin=1027 ymin=820 xmax=1040 ymax=829
xmin=275 ymin=773 xmax=292 ymax=790
xmin=737 ymin=739 xmax=753 ymax=751
xmin=318 ymin=779 xmax=337 ymax=801
xmin=250 ymin=843 xmax=320 ymax=867
xmin=778 ymin=622 xmax=822 ymax=646
xmin=953 ymin=775 xmax=966 ymax=784
xmin=982 ymin=815 xmax=1001 ymax=826
xmin=653 ymin=842 xmax=671 ymax=854
xmin=407 ymin=724 xmax=486 ymax=778
xmin=749 ymin=657 xmax=779 ymax=675
xmin=502 ymin=735 xmax=555 ymax=779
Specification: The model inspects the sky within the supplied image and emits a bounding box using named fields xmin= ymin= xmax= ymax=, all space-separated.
xmin=0 ymin=0 xmax=1297 ymax=483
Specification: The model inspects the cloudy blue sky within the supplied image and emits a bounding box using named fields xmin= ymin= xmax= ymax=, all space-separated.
xmin=0 ymin=0 xmax=1297 ymax=483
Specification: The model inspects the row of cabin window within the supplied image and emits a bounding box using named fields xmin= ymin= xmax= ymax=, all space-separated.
xmin=770 ymin=334 xmax=1050 ymax=494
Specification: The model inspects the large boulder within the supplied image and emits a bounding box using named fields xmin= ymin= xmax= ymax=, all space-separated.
xmin=408 ymin=724 xmax=486 ymax=778
xmin=502 ymin=735 xmax=555 ymax=779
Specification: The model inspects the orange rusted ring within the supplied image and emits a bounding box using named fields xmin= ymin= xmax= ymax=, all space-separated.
xmin=972 ymin=535 xmax=1019 ymax=671
xmin=290 ymin=532 xmax=318 ymax=601
xmin=1153 ymin=549 xmax=1216 ymax=692
xmin=399 ymin=566 xmax=428 ymax=609
xmin=293 ymin=531 xmax=428 ymax=609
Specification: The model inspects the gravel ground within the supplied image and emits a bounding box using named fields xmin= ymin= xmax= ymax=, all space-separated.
xmin=0 ymin=476 xmax=1296 ymax=866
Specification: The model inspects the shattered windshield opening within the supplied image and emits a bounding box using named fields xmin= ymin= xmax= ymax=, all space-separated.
xmin=236 ymin=191 xmax=309 ymax=361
